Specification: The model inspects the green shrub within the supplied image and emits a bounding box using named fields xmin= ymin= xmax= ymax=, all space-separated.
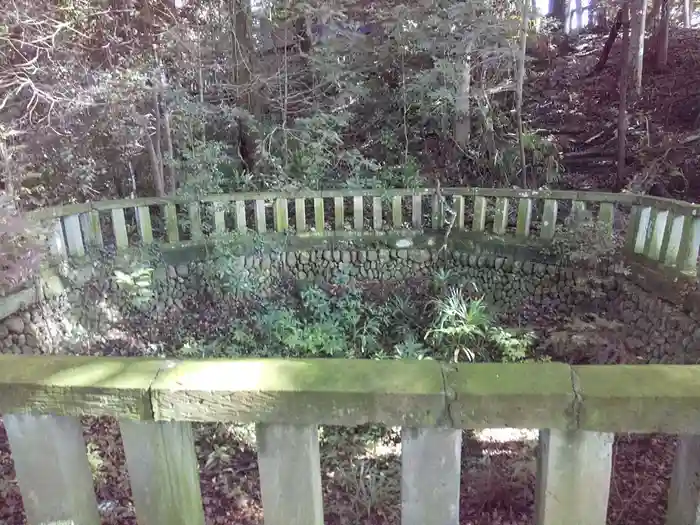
xmin=424 ymin=286 xmax=537 ymax=363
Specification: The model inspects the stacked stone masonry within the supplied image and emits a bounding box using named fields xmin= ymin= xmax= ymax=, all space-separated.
xmin=0 ymin=247 xmax=698 ymax=362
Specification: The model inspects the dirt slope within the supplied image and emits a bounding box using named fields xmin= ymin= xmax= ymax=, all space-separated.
xmin=529 ymin=27 xmax=700 ymax=201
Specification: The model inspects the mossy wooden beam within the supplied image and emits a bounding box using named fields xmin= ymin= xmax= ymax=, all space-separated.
xmin=574 ymin=365 xmax=700 ymax=432
xmin=150 ymin=359 xmax=448 ymax=426
xmin=443 ymin=363 xmax=577 ymax=430
xmin=3 ymin=357 xmax=700 ymax=433
xmin=0 ymin=355 xmax=171 ymax=419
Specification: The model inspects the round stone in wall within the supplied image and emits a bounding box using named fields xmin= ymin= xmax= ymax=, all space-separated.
xmin=4 ymin=317 xmax=24 ymax=334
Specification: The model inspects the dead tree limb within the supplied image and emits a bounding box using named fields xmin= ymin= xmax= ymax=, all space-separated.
xmin=588 ymin=9 xmax=623 ymax=76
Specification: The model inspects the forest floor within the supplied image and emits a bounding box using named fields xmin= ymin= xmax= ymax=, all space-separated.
xmin=527 ymin=27 xmax=700 ymax=202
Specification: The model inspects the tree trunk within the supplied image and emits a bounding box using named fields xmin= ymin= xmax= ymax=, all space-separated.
xmin=550 ymin=0 xmax=567 ymax=25
xmin=629 ymin=0 xmax=647 ymax=96
xmin=683 ymin=0 xmax=691 ymax=27
xmin=532 ymin=0 xmax=542 ymax=32
xmin=646 ymin=0 xmax=664 ymax=30
xmin=589 ymin=9 xmax=623 ymax=75
xmin=163 ymin=110 xmax=176 ymax=194
xmin=0 ymin=138 xmax=15 ymax=198
xmin=454 ymin=43 xmax=473 ymax=149
xmin=517 ymin=0 xmax=528 ymax=187
xmin=655 ymin=0 xmax=672 ymax=68
xmin=231 ymin=0 xmax=252 ymax=87
xmin=145 ymin=78 xmax=167 ymax=198
xmin=591 ymin=0 xmax=608 ymax=29
xmin=574 ymin=0 xmax=583 ymax=33
xmin=144 ymin=126 xmax=165 ymax=197
xmin=617 ymin=2 xmax=631 ymax=186
xmin=589 ymin=0 xmax=608 ymax=28
xmin=151 ymin=89 xmax=163 ymax=181
xmin=230 ymin=0 xmax=258 ymax=172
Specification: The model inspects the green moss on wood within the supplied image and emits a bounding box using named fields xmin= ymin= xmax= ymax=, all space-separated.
xmin=150 ymin=358 xmax=447 ymax=426
xmin=575 ymin=365 xmax=700 ymax=432
xmin=0 ymin=355 xmax=167 ymax=419
xmin=1 ymin=356 xmax=700 ymax=434
xmin=444 ymin=363 xmax=576 ymax=430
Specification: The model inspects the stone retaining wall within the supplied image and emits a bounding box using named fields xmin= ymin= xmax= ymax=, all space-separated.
xmin=0 ymin=247 xmax=696 ymax=363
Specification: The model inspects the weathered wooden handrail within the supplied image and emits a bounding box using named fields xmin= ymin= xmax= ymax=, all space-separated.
xmin=1 ymin=356 xmax=700 ymax=525
xmin=25 ymin=188 xmax=700 ymax=219
xmin=24 ymin=188 xmax=700 ymax=282
xmin=2 ymin=356 xmax=699 ymax=431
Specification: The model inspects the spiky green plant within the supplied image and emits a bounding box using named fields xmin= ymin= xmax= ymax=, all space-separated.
xmin=424 ymin=287 xmax=491 ymax=362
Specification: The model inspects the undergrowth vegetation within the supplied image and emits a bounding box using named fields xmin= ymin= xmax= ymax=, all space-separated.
xmin=177 ymin=257 xmax=540 ymax=364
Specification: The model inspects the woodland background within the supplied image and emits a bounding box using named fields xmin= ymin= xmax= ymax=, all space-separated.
xmin=0 ymin=0 xmax=699 ymax=284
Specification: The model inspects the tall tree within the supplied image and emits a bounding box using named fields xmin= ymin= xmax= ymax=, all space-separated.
xmin=646 ymin=0 xmax=664 ymax=30
xmin=617 ymin=1 xmax=631 ymax=186
xmin=516 ymin=0 xmax=528 ymax=187
xmin=629 ymin=0 xmax=647 ymax=96
xmin=231 ymin=0 xmax=253 ymax=89
xmin=655 ymin=0 xmax=672 ymax=68
xmin=549 ymin=0 xmax=567 ymax=25
xmin=454 ymin=42 xmax=473 ymax=149
xmin=230 ymin=0 xmax=258 ymax=173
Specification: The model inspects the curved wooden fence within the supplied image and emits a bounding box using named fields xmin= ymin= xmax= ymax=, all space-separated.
xmin=25 ymin=187 xmax=700 ymax=278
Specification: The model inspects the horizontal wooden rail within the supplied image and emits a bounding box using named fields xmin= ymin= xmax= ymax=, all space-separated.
xmin=1 ymin=355 xmax=700 ymax=433
xmin=25 ymin=188 xmax=700 ymax=220
xmin=3 ymin=356 xmax=700 ymax=525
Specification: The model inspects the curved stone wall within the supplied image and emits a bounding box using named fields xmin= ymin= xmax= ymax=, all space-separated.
xmin=0 ymin=238 xmax=697 ymax=365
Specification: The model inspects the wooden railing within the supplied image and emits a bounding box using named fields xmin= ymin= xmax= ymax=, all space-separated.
xmin=1 ymin=356 xmax=700 ymax=525
xmin=27 ymin=188 xmax=700 ymax=278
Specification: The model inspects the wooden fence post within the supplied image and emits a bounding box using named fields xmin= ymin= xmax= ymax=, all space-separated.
xmin=401 ymin=427 xmax=461 ymax=525
xmin=535 ymin=429 xmax=613 ymax=525
xmin=5 ymin=414 xmax=101 ymax=525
